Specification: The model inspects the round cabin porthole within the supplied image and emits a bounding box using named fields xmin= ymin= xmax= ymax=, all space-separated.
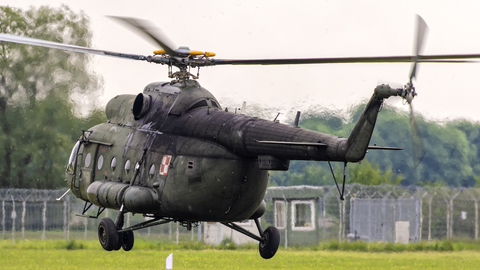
xmin=125 ymin=160 xmax=131 ymax=174
xmin=111 ymin=157 xmax=117 ymax=171
xmin=85 ymin=153 xmax=92 ymax=168
xmin=97 ymin=155 xmax=104 ymax=170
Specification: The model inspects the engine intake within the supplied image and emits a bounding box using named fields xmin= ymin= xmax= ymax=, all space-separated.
xmin=132 ymin=93 xmax=151 ymax=120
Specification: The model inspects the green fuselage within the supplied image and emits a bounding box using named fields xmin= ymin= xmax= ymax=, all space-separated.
xmin=66 ymin=80 xmax=384 ymax=222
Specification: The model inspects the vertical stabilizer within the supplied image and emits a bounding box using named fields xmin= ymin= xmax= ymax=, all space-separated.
xmin=345 ymin=85 xmax=401 ymax=162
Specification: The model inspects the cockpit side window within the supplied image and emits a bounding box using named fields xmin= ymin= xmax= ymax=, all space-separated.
xmin=67 ymin=140 xmax=81 ymax=174
xmin=188 ymin=99 xmax=208 ymax=112
xmin=210 ymin=100 xmax=219 ymax=108
xmin=187 ymin=98 xmax=222 ymax=112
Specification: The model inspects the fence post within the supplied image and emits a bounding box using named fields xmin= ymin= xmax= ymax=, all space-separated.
xmin=11 ymin=196 xmax=15 ymax=245
xmin=445 ymin=198 xmax=451 ymax=239
xmin=397 ymin=199 xmax=402 ymax=221
xmin=475 ymin=200 xmax=478 ymax=240
xmin=176 ymin=222 xmax=179 ymax=245
xmin=382 ymin=198 xmax=386 ymax=242
xmin=22 ymin=200 xmax=26 ymax=240
xmin=67 ymin=195 xmax=71 ymax=240
xmin=449 ymin=198 xmax=453 ymax=238
xmin=284 ymin=197 xmax=289 ymax=248
xmin=83 ymin=216 xmax=88 ymax=240
xmin=41 ymin=200 xmax=47 ymax=240
xmin=63 ymin=200 xmax=68 ymax=239
xmin=368 ymin=198 xmax=372 ymax=241
xmin=2 ymin=200 xmax=5 ymax=240
xmin=392 ymin=199 xmax=396 ymax=241
xmin=448 ymin=192 xmax=460 ymax=239
xmin=417 ymin=198 xmax=422 ymax=242
xmin=428 ymin=196 xmax=432 ymax=242
xmin=322 ymin=197 xmax=326 ymax=243
xmin=197 ymin=222 xmax=202 ymax=242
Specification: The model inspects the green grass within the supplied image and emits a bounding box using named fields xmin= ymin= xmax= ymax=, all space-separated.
xmin=312 ymin=239 xmax=480 ymax=252
xmin=1 ymin=249 xmax=480 ymax=269
xmin=3 ymin=238 xmax=480 ymax=252
xmin=2 ymin=239 xmax=480 ymax=269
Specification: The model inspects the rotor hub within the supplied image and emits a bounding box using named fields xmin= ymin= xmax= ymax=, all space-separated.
xmin=148 ymin=48 xmax=216 ymax=82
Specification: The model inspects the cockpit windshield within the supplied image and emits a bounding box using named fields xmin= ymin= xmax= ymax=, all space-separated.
xmin=67 ymin=140 xmax=80 ymax=174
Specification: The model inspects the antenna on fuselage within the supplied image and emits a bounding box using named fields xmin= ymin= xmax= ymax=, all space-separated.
xmin=293 ymin=111 xmax=301 ymax=127
xmin=273 ymin=112 xmax=281 ymax=123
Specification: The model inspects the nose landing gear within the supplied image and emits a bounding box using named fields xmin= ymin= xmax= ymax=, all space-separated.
xmin=259 ymin=226 xmax=280 ymax=259
xmin=222 ymin=218 xmax=281 ymax=259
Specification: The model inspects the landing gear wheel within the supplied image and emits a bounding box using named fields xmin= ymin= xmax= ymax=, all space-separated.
xmin=259 ymin=226 xmax=280 ymax=259
xmin=121 ymin=230 xmax=135 ymax=251
xmin=98 ymin=218 xmax=119 ymax=251
xmin=113 ymin=232 xmax=122 ymax=251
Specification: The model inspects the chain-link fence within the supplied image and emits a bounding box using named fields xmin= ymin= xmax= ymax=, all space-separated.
xmin=1 ymin=185 xmax=479 ymax=245
xmin=0 ymin=189 xmax=201 ymax=244
xmin=262 ymin=184 xmax=480 ymax=246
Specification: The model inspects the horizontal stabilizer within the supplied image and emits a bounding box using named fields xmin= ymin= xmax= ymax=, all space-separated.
xmin=255 ymin=140 xmax=327 ymax=147
xmin=367 ymin=145 xmax=403 ymax=150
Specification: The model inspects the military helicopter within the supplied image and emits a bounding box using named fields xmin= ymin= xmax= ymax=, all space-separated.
xmin=0 ymin=15 xmax=479 ymax=259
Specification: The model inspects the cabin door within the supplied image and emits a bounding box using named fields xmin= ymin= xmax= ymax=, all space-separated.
xmin=77 ymin=143 xmax=99 ymax=200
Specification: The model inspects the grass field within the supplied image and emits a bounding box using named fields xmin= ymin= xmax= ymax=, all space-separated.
xmin=1 ymin=240 xmax=480 ymax=269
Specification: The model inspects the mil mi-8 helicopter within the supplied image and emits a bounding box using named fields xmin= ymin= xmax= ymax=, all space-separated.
xmin=1 ymin=15 xmax=479 ymax=259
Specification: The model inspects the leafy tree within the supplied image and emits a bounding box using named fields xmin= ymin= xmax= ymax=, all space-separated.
xmin=348 ymin=159 xmax=403 ymax=185
xmin=269 ymin=161 xmax=334 ymax=186
xmin=475 ymin=176 xmax=480 ymax=188
xmin=0 ymin=6 xmax=103 ymax=188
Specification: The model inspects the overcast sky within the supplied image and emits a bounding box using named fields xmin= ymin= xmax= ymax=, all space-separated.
xmin=4 ymin=0 xmax=480 ymax=122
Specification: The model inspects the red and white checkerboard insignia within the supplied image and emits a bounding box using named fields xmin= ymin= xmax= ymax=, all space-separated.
xmin=159 ymin=155 xmax=172 ymax=176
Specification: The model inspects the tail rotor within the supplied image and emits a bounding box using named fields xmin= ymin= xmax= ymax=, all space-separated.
xmin=403 ymin=15 xmax=428 ymax=167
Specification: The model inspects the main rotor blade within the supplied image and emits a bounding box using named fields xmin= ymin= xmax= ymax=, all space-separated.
xmin=109 ymin=16 xmax=180 ymax=57
xmin=211 ymin=54 xmax=480 ymax=66
xmin=1 ymin=31 xmax=479 ymax=68
xmin=0 ymin=33 xmax=148 ymax=61
xmin=410 ymin=15 xmax=429 ymax=82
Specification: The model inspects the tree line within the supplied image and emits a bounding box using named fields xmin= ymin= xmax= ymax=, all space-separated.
xmin=0 ymin=6 xmax=105 ymax=188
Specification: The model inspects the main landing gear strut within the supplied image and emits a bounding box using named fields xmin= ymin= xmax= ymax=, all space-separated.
xmin=222 ymin=218 xmax=280 ymax=259
xmin=96 ymin=208 xmax=195 ymax=252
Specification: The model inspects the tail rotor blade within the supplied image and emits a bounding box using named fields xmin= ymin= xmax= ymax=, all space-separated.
xmin=405 ymin=15 xmax=427 ymax=168
xmin=409 ymin=15 xmax=429 ymax=83
xmin=409 ymin=102 xmax=426 ymax=168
